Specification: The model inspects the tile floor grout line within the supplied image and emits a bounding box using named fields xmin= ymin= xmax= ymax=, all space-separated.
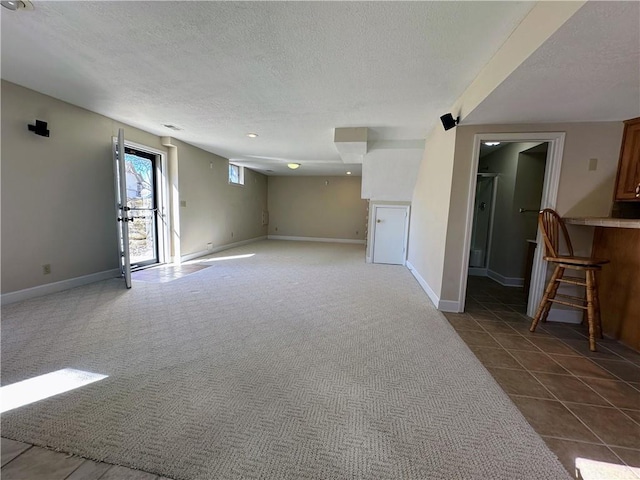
xmin=1 ymin=444 xmax=33 ymax=469
xmin=457 ymin=299 xmax=636 ymax=466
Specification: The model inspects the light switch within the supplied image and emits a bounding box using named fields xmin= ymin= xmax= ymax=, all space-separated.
xmin=180 ymin=200 xmax=187 ymax=207
xmin=588 ymin=158 xmax=598 ymax=171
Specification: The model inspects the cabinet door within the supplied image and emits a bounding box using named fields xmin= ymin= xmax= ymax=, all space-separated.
xmin=615 ymin=117 xmax=640 ymax=201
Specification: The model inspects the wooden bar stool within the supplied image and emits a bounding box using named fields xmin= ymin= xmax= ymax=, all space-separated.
xmin=529 ymin=209 xmax=609 ymax=351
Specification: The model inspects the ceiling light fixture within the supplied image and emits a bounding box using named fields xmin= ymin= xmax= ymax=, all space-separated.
xmin=287 ymin=163 xmax=301 ymax=170
xmin=1 ymin=0 xmax=33 ymax=10
xmin=484 ymin=142 xmax=501 ymax=146
xmin=346 ymin=171 xmax=352 ymax=175
xmin=246 ymin=133 xmax=258 ymax=138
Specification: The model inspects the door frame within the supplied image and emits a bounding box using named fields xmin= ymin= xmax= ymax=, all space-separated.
xmin=112 ymin=137 xmax=170 ymax=266
xmin=458 ymin=132 xmax=566 ymax=317
xmin=371 ymin=204 xmax=410 ymax=265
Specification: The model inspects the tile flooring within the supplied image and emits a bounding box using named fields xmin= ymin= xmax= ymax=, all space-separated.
xmin=130 ymin=263 xmax=210 ymax=283
xmin=2 ymin=275 xmax=638 ymax=479
xmin=1 ymin=438 xmax=172 ymax=479
xmin=447 ymin=276 xmax=640 ymax=479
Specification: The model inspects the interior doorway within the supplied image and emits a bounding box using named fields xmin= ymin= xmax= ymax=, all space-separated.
xmin=459 ymin=132 xmax=566 ymax=317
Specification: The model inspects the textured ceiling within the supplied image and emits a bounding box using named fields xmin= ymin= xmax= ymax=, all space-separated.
xmin=464 ymin=1 xmax=640 ymax=125
xmin=1 ymin=1 xmax=535 ymax=175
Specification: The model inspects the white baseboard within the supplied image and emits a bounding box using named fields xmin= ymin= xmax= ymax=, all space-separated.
xmin=438 ymin=300 xmax=461 ymax=312
xmin=180 ymin=236 xmax=267 ymax=262
xmin=487 ymin=269 xmax=524 ymax=287
xmin=267 ymin=235 xmax=365 ymax=245
xmin=1 ymin=268 xmax=120 ymax=305
xmin=468 ymin=267 xmax=487 ymax=277
xmin=406 ymin=261 xmax=460 ymax=312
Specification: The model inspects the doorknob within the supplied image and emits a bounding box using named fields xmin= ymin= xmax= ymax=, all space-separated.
xmin=377 ymin=219 xmax=382 ymax=223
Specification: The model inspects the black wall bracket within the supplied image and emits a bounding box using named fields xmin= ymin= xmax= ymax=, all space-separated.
xmin=28 ymin=120 xmax=50 ymax=137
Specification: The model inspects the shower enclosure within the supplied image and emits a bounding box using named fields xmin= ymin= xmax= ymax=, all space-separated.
xmin=469 ymin=173 xmax=497 ymax=275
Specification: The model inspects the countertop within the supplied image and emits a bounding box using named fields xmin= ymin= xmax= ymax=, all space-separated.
xmin=563 ymin=217 xmax=640 ymax=229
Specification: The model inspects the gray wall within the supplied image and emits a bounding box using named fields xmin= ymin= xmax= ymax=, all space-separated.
xmin=267 ymin=176 xmax=367 ymax=240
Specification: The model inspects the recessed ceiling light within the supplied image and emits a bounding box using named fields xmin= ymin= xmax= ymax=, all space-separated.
xmin=1 ymin=1 xmax=18 ymax=10
xmin=346 ymin=171 xmax=352 ymax=175
xmin=484 ymin=141 xmax=501 ymax=146
xmin=246 ymin=133 xmax=259 ymax=138
xmin=1 ymin=0 xmax=33 ymax=10
xmin=287 ymin=163 xmax=301 ymax=170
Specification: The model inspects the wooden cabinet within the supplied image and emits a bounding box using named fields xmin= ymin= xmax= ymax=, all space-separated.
xmin=592 ymin=227 xmax=640 ymax=352
xmin=614 ymin=117 xmax=640 ymax=201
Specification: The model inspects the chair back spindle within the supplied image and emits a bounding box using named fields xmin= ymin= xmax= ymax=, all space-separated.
xmin=538 ymin=208 xmax=574 ymax=259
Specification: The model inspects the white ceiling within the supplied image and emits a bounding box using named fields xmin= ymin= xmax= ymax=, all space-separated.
xmin=1 ymin=1 xmax=534 ymax=175
xmin=464 ymin=1 xmax=640 ymax=125
xmin=2 ymin=2 xmax=637 ymax=177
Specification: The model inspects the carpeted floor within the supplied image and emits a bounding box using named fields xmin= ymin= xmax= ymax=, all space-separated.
xmin=1 ymin=241 xmax=570 ymax=479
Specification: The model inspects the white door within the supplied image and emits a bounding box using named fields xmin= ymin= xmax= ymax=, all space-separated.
xmin=373 ymin=206 xmax=409 ymax=265
xmin=113 ymin=128 xmax=132 ymax=288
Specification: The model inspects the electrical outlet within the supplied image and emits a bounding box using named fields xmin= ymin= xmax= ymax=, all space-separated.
xmin=207 ymin=243 xmax=213 ymax=251
xmin=275 ymin=227 xmax=278 ymax=232
xmin=588 ymin=158 xmax=598 ymax=171
xmin=356 ymin=230 xmax=359 ymax=235
xmin=42 ymin=264 xmax=51 ymax=275
xmin=231 ymin=232 xmax=234 ymax=238
xmin=180 ymin=200 xmax=187 ymax=207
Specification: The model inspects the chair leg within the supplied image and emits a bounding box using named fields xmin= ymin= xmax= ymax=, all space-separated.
xmin=530 ymin=265 xmax=563 ymax=332
xmin=585 ymin=269 xmax=597 ymax=352
xmin=541 ymin=267 xmax=564 ymax=323
xmin=592 ymin=270 xmax=603 ymax=339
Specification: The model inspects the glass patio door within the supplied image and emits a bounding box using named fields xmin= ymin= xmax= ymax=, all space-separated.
xmin=123 ymin=147 xmax=160 ymax=268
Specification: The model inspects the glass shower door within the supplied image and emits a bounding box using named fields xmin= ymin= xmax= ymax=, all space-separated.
xmin=469 ymin=175 xmax=496 ymax=269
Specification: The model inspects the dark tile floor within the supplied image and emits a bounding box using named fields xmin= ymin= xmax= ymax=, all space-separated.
xmin=1 ymin=438 xmax=172 ymax=480
xmin=446 ymin=276 xmax=640 ymax=479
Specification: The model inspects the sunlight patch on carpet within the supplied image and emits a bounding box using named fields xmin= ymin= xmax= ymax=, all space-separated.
xmin=1 ymin=368 xmax=108 ymax=413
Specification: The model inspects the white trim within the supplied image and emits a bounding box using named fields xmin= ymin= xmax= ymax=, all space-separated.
xmin=468 ymin=267 xmax=488 ymax=277
xmin=181 ymin=236 xmax=267 ymax=262
xmin=406 ymin=261 xmax=439 ymax=307
xmin=267 ymin=235 xmax=365 ymax=244
xmin=458 ymin=132 xmax=566 ymax=316
xmin=371 ymin=204 xmax=410 ymax=265
xmin=1 ymin=269 xmax=120 ymax=305
xmin=406 ymin=261 xmax=461 ymax=312
xmin=438 ymin=300 xmax=461 ymax=313
xmin=487 ymin=270 xmax=524 ymax=287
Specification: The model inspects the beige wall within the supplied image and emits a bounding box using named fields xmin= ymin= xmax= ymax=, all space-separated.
xmin=440 ymin=122 xmax=624 ymax=303
xmin=1 ymin=81 xmax=167 ymax=293
xmin=1 ymin=81 xmax=268 ymax=294
xmin=406 ymin=127 xmax=458 ymax=297
xmin=267 ymin=176 xmax=367 ymax=240
xmin=174 ymin=139 xmax=267 ymax=257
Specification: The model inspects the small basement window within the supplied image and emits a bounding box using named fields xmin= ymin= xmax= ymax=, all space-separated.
xmin=229 ymin=163 xmax=244 ymax=185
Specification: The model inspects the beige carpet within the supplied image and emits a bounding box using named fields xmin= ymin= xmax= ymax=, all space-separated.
xmin=1 ymin=241 xmax=569 ymax=479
